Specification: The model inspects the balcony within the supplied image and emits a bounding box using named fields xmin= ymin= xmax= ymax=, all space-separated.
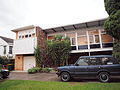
xmin=13 ymin=37 xmax=37 ymax=55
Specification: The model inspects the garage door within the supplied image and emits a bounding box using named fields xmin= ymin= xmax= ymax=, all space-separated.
xmin=23 ymin=56 xmax=36 ymax=71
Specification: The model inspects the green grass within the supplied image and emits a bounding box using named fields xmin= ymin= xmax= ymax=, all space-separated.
xmin=0 ymin=80 xmax=120 ymax=90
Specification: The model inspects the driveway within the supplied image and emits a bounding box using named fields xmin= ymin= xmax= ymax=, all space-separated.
xmin=8 ymin=72 xmax=120 ymax=82
xmin=8 ymin=72 xmax=60 ymax=81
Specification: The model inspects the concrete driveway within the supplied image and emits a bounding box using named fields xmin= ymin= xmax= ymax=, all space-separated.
xmin=8 ymin=72 xmax=59 ymax=81
xmin=7 ymin=71 xmax=120 ymax=83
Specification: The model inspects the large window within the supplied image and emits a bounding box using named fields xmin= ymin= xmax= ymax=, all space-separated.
xmin=101 ymin=30 xmax=113 ymax=48
xmin=9 ymin=46 xmax=13 ymax=54
xmin=77 ymin=31 xmax=88 ymax=49
xmin=88 ymin=30 xmax=100 ymax=49
xmin=66 ymin=33 xmax=76 ymax=46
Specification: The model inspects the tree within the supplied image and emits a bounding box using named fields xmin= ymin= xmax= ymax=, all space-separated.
xmin=46 ymin=35 xmax=71 ymax=66
xmin=104 ymin=0 xmax=120 ymax=61
xmin=34 ymin=46 xmax=44 ymax=67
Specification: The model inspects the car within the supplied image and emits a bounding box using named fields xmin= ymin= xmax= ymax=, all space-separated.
xmin=56 ymin=55 xmax=120 ymax=82
xmin=0 ymin=68 xmax=10 ymax=79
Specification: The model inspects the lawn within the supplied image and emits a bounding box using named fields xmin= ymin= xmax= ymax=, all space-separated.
xmin=0 ymin=80 xmax=120 ymax=90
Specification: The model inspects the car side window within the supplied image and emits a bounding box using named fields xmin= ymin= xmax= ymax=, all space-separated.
xmin=89 ymin=57 xmax=102 ymax=65
xmin=101 ymin=57 xmax=119 ymax=65
xmin=77 ymin=58 xmax=89 ymax=66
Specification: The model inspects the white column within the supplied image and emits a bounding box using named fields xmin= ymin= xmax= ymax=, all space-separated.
xmin=86 ymin=31 xmax=90 ymax=50
xmin=75 ymin=32 xmax=78 ymax=50
xmin=99 ymin=29 xmax=102 ymax=48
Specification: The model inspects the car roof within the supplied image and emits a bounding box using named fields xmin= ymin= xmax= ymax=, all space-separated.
xmin=80 ymin=55 xmax=112 ymax=58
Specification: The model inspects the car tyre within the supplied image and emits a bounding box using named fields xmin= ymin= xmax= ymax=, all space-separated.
xmin=98 ymin=72 xmax=110 ymax=83
xmin=60 ymin=72 xmax=71 ymax=82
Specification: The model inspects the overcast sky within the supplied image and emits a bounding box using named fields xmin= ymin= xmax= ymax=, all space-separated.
xmin=0 ymin=0 xmax=108 ymax=39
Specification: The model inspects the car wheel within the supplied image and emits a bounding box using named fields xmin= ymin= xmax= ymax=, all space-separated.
xmin=60 ymin=72 xmax=71 ymax=82
xmin=98 ymin=72 xmax=110 ymax=83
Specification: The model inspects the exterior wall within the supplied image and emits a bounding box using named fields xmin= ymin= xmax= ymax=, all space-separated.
xmin=36 ymin=27 xmax=47 ymax=48
xmin=15 ymin=55 xmax=23 ymax=70
xmin=0 ymin=38 xmax=14 ymax=59
xmin=13 ymin=37 xmax=37 ymax=54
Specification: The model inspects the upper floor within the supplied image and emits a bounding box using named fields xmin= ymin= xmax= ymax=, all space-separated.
xmin=12 ymin=25 xmax=45 ymax=55
xmin=44 ymin=18 xmax=113 ymax=53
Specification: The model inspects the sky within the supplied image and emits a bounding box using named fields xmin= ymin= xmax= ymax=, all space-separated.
xmin=0 ymin=0 xmax=108 ymax=39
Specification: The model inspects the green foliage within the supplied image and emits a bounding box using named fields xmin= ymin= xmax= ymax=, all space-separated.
xmin=41 ymin=68 xmax=52 ymax=73
xmin=28 ymin=67 xmax=42 ymax=74
xmin=46 ymin=35 xmax=71 ymax=66
xmin=104 ymin=10 xmax=120 ymax=40
xmin=104 ymin=0 xmax=120 ymax=62
xmin=104 ymin=0 xmax=120 ymax=15
xmin=34 ymin=46 xmax=43 ymax=67
xmin=0 ymin=56 xmax=9 ymax=65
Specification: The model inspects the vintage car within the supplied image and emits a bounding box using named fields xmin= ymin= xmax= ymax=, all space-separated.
xmin=56 ymin=55 xmax=120 ymax=82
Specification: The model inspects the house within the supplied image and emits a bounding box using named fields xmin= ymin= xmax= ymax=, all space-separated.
xmin=12 ymin=18 xmax=113 ymax=71
xmin=12 ymin=25 xmax=46 ymax=71
xmin=0 ymin=36 xmax=14 ymax=59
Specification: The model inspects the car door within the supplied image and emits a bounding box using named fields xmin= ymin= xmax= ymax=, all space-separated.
xmin=87 ymin=57 xmax=102 ymax=76
xmin=74 ymin=58 xmax=89 ymax=77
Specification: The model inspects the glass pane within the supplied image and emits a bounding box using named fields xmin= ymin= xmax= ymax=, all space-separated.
xmin=77 ymin=36 xmax=87 ymax=45
xmin=77 ymin=31 xmax=86 ymax=36
xmin=71 ymin=38 xmax=75 ymax=45
xmin=88 ymin=30 xmax=99 ymax=35
xmin=66 ymin=33 xmax=75 ymax=38
xmin=101 ymin=34 xmax=113 ymax=43
xmin=95 ymin=35 xmax=99 ymax=43
xmin=48 ymin=36 xmax=54 ymax=40
xmin=77 ymin=58 xmax=89 ymax=66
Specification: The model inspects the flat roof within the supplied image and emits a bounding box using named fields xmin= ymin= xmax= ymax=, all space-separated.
xmin=12 ymin=25 xmax=35 ymax=32
xmin=43 ymin=18 xmax=107 ymax=34
xmin=80 ymin=55 xmax=112 ymax=58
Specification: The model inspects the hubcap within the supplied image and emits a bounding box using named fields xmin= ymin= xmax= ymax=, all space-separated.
xmin=101 ymin=74 xmax=108 ymax=81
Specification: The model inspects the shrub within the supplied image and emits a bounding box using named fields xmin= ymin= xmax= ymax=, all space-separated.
xmin=28 ymin=68 xmax=37 ymax=74
xmin=41 ymin=68 xmax=52 ymax=73
xmin=28 ymin=67 xmax=42 ymax=74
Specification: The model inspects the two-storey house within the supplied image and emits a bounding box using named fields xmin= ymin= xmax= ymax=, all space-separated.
xmin=12 ymin=18 xmax=113 ymax=71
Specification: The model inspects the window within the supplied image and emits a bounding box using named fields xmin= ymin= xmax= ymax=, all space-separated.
xmin=9 ymin=46 xmax=13 ymax=54
xmin=25 ymin=35 xmax=28 ymax=38
xmin=22 ymin=35 xmax=24 ymax=38
xmin=89 ymin=57 xmax=102 ymax=65
xmin=77 ymin=36 xmax=87 ymax=45
xmin=19 ymin=36 xmax=21 ymax=39
xmin=101 ymin=57 xmax=118 ymax=65
xmin=88 ymin=30 xmax=100 ymax=44
xmin=32 ymin=33 xmax=35 ymax=37
xmin=66 ymin=33 xmax=76 ymax=46
xmin=71 ymin=38 xmax=75 ymax=45
xmin=29 ymin=34 xmax=31 ymax=37
xmin=3 ymin=46 xmax=6 ymax=54
xmin=101 ymin=34 xmax=113 ymax=43
xmin=48 ymin=36 xmax=54 ymax=40
xmin=76 ymin=58 xmax=89 ymax=66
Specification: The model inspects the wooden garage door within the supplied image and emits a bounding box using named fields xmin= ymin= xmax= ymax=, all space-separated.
xmin=23 ymin=56 xmax=36 ymax=71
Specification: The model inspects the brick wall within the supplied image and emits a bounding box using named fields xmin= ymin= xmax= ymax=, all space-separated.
xmin=36 ymin=27 xmax=47 ymax=48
